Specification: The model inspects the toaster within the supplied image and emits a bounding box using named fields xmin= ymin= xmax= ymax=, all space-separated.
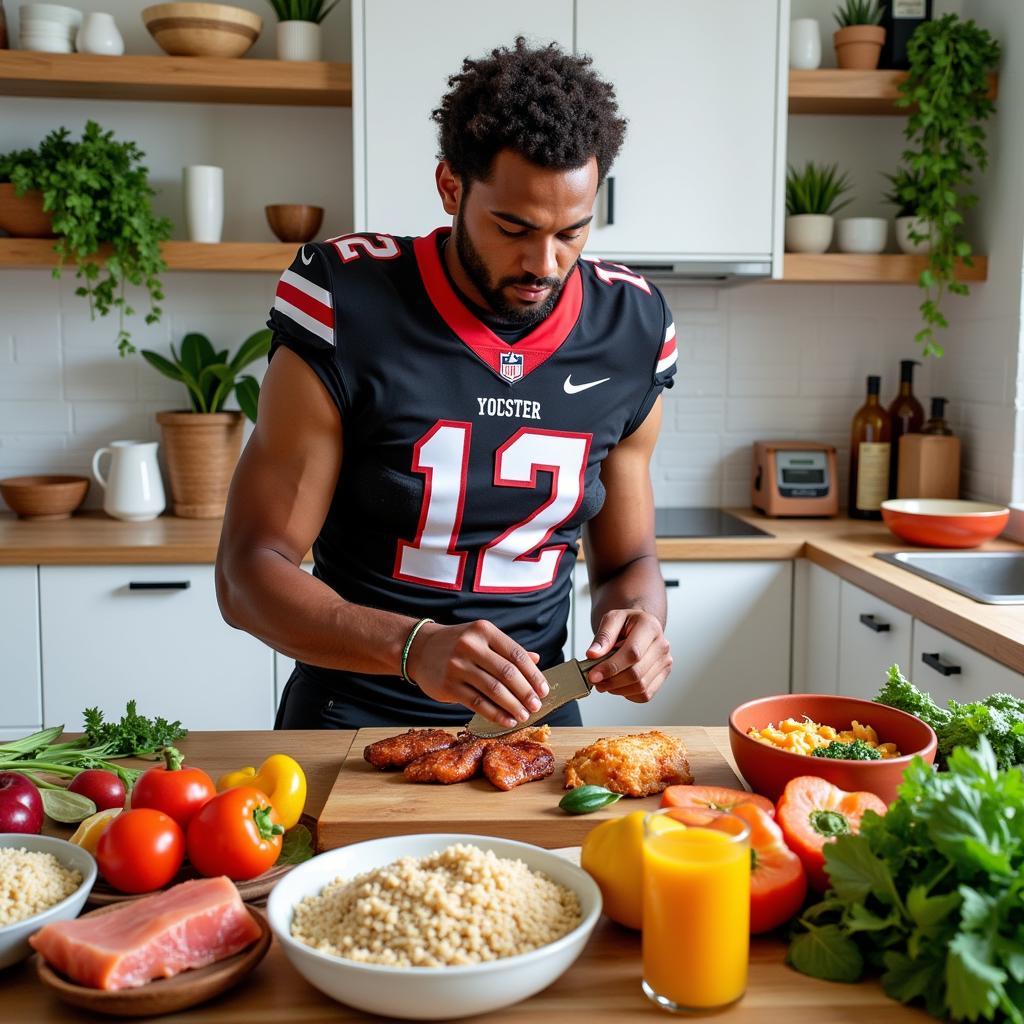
xmin=751 ymin=441 xmax=838 ymax=517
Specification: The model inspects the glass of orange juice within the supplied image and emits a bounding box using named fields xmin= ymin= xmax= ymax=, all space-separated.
xmin=642 ymin=806 xmax=751 ymax=1013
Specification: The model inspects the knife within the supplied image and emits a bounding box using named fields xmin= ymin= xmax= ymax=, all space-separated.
xmin=464 ymin=653 xmax=613 ymax=738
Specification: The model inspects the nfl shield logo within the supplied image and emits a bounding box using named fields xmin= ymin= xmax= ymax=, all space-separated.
xmin=499 ymin=351 xmax=524 ymax=383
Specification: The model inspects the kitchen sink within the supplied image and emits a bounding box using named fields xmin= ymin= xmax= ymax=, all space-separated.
xmin=875 ymin=551 xmax=1024 ymax=604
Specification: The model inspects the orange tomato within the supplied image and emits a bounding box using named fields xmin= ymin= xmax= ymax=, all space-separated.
xmin=660 ymin=784 xmax=775 ymax=818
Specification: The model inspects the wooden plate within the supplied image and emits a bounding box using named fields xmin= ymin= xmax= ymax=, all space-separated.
xmin=87 ymin=862 xmax=293 ymax=907
xmin=35 ymin=905 xmax=271 ymax=1017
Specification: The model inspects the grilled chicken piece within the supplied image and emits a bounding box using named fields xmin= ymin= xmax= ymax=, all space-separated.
xmin=564 ymin=731 xmax=692 ymax=797
xmin=404 ymin=738 xmax=489 ymax=784
xmin=482 ymin=741 xmax=555 ymax=791
xmin=363 ymin=729 xmax=458 ymax=770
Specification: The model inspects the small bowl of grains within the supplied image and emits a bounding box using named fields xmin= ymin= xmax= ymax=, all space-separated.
xmin=266 ymin=834 xmax=601 ymax=1020
xmin=0 ymin=834 xmax=97 ymax=969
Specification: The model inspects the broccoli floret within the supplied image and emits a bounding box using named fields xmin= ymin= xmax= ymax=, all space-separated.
xmin=812 ymin=739 xmax=882 ymax=761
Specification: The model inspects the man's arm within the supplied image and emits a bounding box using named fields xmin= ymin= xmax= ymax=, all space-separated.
xmin=215 ymin=346 xmax=548 ymax=728
xmin=579 ymin=397 xmax=672 ymax=702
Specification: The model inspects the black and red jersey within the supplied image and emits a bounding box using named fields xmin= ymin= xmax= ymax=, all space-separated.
xmin=267 ymin=227 xmax=676 ymax=723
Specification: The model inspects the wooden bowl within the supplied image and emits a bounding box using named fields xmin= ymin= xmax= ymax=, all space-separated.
xmin=141 ymin=2 xmax=262 ymax=58
xmin=729 ymin=693 xmax=937 ymax=805
xmin=0 ymin=183 xmax=57 ymax=238
xmin=0 ymin=475 xmax=89 ymax=520
xmin=35 ymin=905 xmax=271 ymax=1017
xmin=881 ymin=498 xmax=1010 ymax=549
xmin=265 ymin=204 xmax=324 ymax=244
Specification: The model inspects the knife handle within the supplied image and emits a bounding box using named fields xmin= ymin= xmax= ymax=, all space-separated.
xmin=577 ymin=650 xmax=618 ymax=675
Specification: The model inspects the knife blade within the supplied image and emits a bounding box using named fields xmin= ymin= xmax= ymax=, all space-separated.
xmin=464 ymin=653 xmax=611 ymax=738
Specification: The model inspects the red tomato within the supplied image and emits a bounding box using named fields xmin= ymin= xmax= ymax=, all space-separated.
xmin=186 ymin=786 xmax=284 ymax=881
xmin=68 ymin=770 xmax=126 ymax=812
xmin=730 ymin=803 xmax=807 ymax=934
xmin=132 ymin=747 xmax=216 ymax=829
xmin=661 ymin=784 xmax=775 ymax=818
xmin=95 ymin=808 xmax=185 ymax=894
xmin=775 ymin=776 xmax=888 ymax=892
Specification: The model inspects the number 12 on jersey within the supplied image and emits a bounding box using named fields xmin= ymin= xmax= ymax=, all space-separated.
xmin=394 ymin=422 xmax=592 ymax=594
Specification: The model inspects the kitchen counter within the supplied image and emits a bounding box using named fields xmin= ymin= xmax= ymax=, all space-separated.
xmin=9 ymin=728 xmax=930 ymax=1023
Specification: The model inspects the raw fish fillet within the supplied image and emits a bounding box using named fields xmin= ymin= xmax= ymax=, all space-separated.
xmin=29 ymin=875 xmax=261 ymax=991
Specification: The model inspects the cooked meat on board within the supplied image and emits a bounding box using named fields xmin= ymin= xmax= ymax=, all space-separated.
xmin=482 ymin=741 xmax=555 ymax=791
xmin=363 ymin=728 xmax=459 ymax=769
xmin=564 ymin=731 xmax=693 ymax=797
xmin=404 ymin=737 xmax=490 ymax=784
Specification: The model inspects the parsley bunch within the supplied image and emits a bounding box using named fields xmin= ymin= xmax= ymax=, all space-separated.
xmin=788 ymin=739 xmax=1024 ymax=1022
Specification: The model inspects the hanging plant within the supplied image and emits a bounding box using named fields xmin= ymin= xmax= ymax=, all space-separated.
xmin=895 ymin=15 xmax=1000 ymax=357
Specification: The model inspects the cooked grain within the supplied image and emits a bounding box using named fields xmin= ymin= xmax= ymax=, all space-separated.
xmin=0 ymin=847 xmax=83 ymax=927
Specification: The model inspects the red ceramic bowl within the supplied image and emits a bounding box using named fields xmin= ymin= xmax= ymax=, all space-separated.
xmin=729 ymin=693 xmax=937 ymax=806
xmin=881 ymin=499 xmax=1009 ymax=549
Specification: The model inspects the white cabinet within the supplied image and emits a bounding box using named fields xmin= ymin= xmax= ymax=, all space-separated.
xmin=911 ymin=620 xmax=1024 ymax=705
xmin=791 ymin=560 xmax=840 ymax=695
xmin=0 ymin=566 xmax=42 ymax=729
xmin=39 ymin=566 xmax=275 ymax=731
xmin=573 ymin=561 xmax=791 ymax=726
xmin=837 ymin=581 xmax=913 ymax=700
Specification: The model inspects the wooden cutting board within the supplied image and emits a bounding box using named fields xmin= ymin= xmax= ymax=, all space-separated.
xmin=317 ymin=726 xmax=743 ymax=850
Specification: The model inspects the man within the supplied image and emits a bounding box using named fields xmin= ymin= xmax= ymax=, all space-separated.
xmin=216 ymin=37 xmax=677 ymax=730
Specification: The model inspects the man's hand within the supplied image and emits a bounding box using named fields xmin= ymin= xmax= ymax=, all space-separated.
xmin=405 ymin=620 xmax=550 ymax=728
xmin=585 ymin=610 xmax=672 ymax=703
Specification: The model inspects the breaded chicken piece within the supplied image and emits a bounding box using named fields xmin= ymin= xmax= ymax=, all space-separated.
xmin=404 ymin=738 xmax=489 ymax=784
xmin=363 ymin=728 xmax=458 ymax=770
xmin=457 ymin=724 xmax=552 ymax=745
xmin=482 ymin=741 xmax=555 ymax=791
xmin=564 ymin=731 xmax=692 ymax=797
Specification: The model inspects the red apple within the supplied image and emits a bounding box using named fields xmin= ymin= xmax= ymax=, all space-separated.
xmin=0 ymin=772 xmax=44 ymax=834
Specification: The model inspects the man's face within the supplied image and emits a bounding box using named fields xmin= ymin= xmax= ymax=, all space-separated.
xmin=438 ymin=150 xmax=599 ymax=327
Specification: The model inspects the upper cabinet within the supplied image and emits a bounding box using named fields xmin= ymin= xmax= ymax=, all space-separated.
xmin=353 ymin=0 xmax=787 ymax=275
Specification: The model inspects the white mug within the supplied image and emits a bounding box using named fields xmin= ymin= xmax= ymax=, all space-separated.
xmin=790 ymin=18 xmax=822 ymax=70
xmin=76 ymin=12 xmax=124 ymax=55
xmin=183 ymin=165 xmax=224 ymax=244
xmin=91 ymin=440 xmax=166 ymax=522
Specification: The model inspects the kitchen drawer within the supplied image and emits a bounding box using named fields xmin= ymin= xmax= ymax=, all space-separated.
xmin=39 ymin=565 xmax=275 ymax=731
xmin=911 ymin=620 xmax=1024 ymax=704
xmin=0 ymin=566 xmax=42 ymax=729
xmin=838 ymin=581 xmax=912 ymax=700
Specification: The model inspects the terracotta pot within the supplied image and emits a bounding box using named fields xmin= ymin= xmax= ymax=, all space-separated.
xmin=156 ymin=411 xmax=244 ymax=518
xmin=0 ymin=184 xmax=56 ymax=238
xmin=833 ymin=24 xmax=885 ymax=70
xmin=265 ymin=203 xmax=324 ymax=243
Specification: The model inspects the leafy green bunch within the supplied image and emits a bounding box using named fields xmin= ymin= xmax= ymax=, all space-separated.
xmin=141 ymin=330 xmax=271 ymax=423
xmin=834 ymin=0 xmax=883 ymax=28
xmin=786 ymin=161 xmax=853 ymax=217
xmin=5 ymin=121 xmax=172 ymax=357
xmin=895 ymin=15 xmax=1000 ymax=357
xmin=788 ymin=739 xmax=1024 ymax=1023
xmin=265 ymin=0 xmax=340 ymax=22
xmin=883 ymin=166 xmax=927 ymax=220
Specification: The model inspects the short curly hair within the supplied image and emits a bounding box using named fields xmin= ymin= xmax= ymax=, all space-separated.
xmin=432 ymin=36 xmax=627 ymax=187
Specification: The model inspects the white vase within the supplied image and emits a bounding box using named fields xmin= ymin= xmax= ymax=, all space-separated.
xmin=276 ymin=20 xmax=321 ymax=61
xmin=76 ymin=12 xmax=124 ymax=55
xmin=836 ymin=217 xmax=888 ymax=254
xmin=183 ymin=165 xmax=224 ymax=244
xmin=785 ymin=214 xmax=834 ymax=254
xmin=896 ymin=216 xmax=933 ymax=255
xmin=789 ymin=19 xmax=821 ymax=70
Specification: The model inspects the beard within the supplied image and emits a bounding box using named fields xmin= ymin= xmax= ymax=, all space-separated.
xmin=452 ymin=217 xmax=573 ymax=328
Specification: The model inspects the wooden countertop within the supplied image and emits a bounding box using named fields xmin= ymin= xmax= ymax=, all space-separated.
xmin=9 ymin=727 xmax=929 ymax=1023
xmin=2 ymin=508 xmax=1022 ymax=672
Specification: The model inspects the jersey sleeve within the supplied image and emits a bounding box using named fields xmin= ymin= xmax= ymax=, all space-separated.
xmin=266 ymin=243 xmax=350 ymax=419
xmin=622 ymin=283 xmax=677 ymax=437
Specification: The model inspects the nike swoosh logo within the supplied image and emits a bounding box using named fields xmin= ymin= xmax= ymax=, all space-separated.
xmin=564 ymin=375 xmax=610 ymax=395
xmin=300 ymin=246 xmax=314 ymax=266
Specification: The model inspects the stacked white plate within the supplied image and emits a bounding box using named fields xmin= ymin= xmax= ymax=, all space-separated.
xmin=19 ymin=3 xmax=82 ymax=53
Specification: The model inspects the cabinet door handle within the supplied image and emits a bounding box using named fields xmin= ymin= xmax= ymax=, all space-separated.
xmin=922 ymin=651 xmax=961 ymax=676
xmin=663 ymin=579 xmax=679 ymax=588
xmin=128 ymin=581 xmax=191 ymax=591
xmin=606 ymin=175 xmax=615 ymax=225
xmin=859 ymin=613 xmax=890 ymax=633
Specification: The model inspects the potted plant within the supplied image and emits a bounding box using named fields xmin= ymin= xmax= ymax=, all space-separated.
xmin=883 ymin=167 xmax=932 ymax=256
xmin=833 ymin=0 xmax=885 ymax=70
xmin=0 ymin=147 xmax=55 ymax=237
xmin=267 ymin=0 xmax=340 ymax=62
xmin=2 ymin=121 xmax=171 ymax=357
xmin=785 ymin=161 xmax=853 ymax=254
xmin=141 ymin=329 xmax=271 ymax=518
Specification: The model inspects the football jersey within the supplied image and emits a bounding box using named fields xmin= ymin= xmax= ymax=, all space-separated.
xmin=267 ymin=227 xmax=677 ymax=723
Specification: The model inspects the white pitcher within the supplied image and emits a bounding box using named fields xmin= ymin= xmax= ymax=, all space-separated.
xmin=91 ymin=440 xmax=166 ymax=522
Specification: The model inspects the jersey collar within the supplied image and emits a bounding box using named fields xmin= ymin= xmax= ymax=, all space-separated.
xmin=414 ymin=226 xmax=583 ymax=386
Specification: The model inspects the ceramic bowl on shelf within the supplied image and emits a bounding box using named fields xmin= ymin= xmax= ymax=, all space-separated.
xmin=881 ymin=498 xmax=1010 ymax=548
xmin=0 ymin=475 xmax=90 ymax=520
xmin=265 ymin=204 xmax=324 ymax=244
xmin=836 ymin=216 xmax=888 ymax=254
xmin=142 ymin=2 xmax=262 ymax=58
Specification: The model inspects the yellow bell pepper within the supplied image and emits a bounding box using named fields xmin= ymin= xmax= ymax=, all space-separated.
xmin=218 ymin=754 xmax=307 ymax=830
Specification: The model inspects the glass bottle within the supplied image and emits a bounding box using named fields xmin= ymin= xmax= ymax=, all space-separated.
xmin=888 ymin=359 xmax=925 ymax=497
xmin=849 ymin=375 xmax=892 ymax=520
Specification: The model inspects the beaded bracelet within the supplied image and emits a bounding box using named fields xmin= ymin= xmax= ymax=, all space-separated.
xmin=400 ymin=617 xmax=434 ymax=687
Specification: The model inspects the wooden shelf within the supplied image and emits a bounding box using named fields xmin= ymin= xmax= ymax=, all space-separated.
xmin=781 ymin=252 xmax=987 ymax=284
xmin=788 ymin=69 xmax=998 ymax=116
xmin=0 ymin=238 xmax=297 ymax=272
xmin=0 ymin=50 xmax=351 ymax=106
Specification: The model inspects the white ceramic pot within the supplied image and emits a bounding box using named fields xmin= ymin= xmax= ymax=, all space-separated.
xmin=785 ymin=214 xmax=834 ymax=254
xmin=183 ymin=164 xmax=224 ymax=244
xmin=837 ymin=216 xmax=888 ymax=254
xmin=76 ymin=12 xmax=124 ymax=55
xmin=896 ymin=216 xmax=933 ymax=255
xmin=789 ymin=18 xmax=821 ymax=70
xmin=91 ymin=439 xmax=166 ymax=522
xmin=276 ymin=20 xmax=321 ymax=61
xmin=19 ymin=29 xmax=73 ymax=52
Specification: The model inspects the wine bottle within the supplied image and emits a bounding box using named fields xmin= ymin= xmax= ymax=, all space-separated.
xmin=887 ymin=359 xmax=925 ymax=497
xmin=878 ymin=0 xmax=933 ymax=70
xmin=849 ymin=375 xmax=892 ymax=520
xmin=922 ymin=396 xmax=953 ymax=436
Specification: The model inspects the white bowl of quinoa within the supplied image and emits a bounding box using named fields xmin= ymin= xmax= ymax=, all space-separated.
xmin=266 ymin=834 xmax=602 ymax=1020
xmin=0 ymin=834 xmax=97 ymax=969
